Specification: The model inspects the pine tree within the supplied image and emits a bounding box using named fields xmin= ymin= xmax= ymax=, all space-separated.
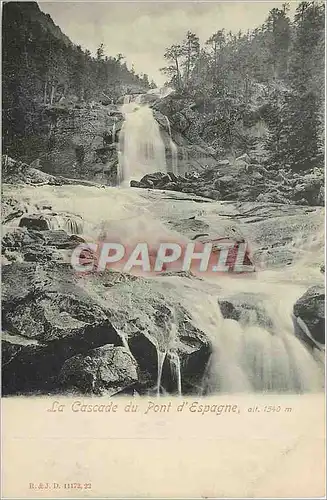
xmin=205 ymin=30 xmax=226 ymax=91
xmin=160 ymin=44 xmax=183 ymax=90
xmin=285 ymin=1 xmax=324 ymax=170
xmin=181 ymin=31 xmax=200 ymax=85
xmin=265 ymin=1 xmax=324 ymax=172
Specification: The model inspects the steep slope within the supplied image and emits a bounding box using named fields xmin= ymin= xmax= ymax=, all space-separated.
xmin=2 ymin=1 xmax=151 ymax=166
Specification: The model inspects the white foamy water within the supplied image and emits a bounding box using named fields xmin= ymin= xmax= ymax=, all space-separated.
xmin=117 ymin=90 xmax=180 ymax=184
xmin=3 ymin=182 xmax=325 ymax=394
xmin=181 ymin=287 xmax=323 ymax=394
xmin=118 ymin=96 xmax=167 ymax=185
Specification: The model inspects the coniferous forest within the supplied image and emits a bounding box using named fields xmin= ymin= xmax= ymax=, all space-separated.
xmin=159 ymin=1 xmax=325 ymax=172
xmin=2 ymin=2 xmax=154 ymax=159
xmin=1 ymin=0 xmax=326 ymax=438
xmin=2 ymin=1 xmax=325 ymax=178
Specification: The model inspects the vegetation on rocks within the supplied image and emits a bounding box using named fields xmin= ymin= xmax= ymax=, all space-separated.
xmin=2 ymin=2 xmax=152 ymax=163
xmin=160 ymin=2 xmax=325 ymax=172
xmin=1 ymin=2 xmax=324 ymax=396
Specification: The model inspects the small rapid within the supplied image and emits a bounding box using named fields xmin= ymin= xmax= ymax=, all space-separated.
xmin=3 ymin=181 xmax=324 ymax=395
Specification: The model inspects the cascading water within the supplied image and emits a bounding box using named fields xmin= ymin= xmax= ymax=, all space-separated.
xmin=5 ymin=183 xmax=324 ymax=395
xmin=164 ymin=115 xmax=172 ymax=138
xmin=118 ymin=95 xmax=168 ymax=185
xmin=118 ymin=88 xmax=181 ymax=184
xmin=169 ymin=351 xmax=182 ymax=395
xmin=41 ymin=213 xmax=84 ymax=235
xmin=156 ymin=350 xmax=167 ymax=397
xmin=164 ymin=114 xmax=178 ymax=175
xmin=112 ymin=120 xmax=116 ymax=144
xmin=63 ymin=216 xmax=84 ymax=235
xmin=184 ymin=288 xmax=323 ymax=394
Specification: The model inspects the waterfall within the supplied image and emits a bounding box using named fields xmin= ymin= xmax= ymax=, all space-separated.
xmin=118 ymin=94 xmax=169 ymax=185
xmin=183 ymin=290 xmax=323 ymax=394
xmin=156 ymin=350 xmax=167 ymax=397
xmin=63 ymin=216 xmax=83 ymax=235
xmin=8 ymin=183 xmax=324 ymax=396
xmin=164 ymin=115 xmax=172 ymax=137
xmin=112 ymin=121 xmax=116 ymax=144
xmin=43 ymin=214 xmax=61 ymax=231
xmin=169 ymin=351 xmax=182 ymax=395
xmin=170 ymin=139 xmax=178 ymax=176
xmin=164 ymin=115 xmax=178 ymax=175
xmin=41 ymin=213 xmax=83 ymax=234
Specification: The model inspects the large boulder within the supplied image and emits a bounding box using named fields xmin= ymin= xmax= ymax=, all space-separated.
xmin=138 ymin=172 xmax=175 ymax=189
xmin=218 ymin=293 xmax=273 ymax=330
xmin=2 ymin=228 xmax=85 ymax=264
xmin=19 ymin=214 xmax=54 ymax=231
xmin=81 ymin=273 xmax=211 ymax=395
xmin=1 ymin=263 xmax=122 ymax=394
xmin=1 ymin=262 xmax=211 ymax=395
xmin=18 ymin=212 xmax=83 ymax=234
xmin=1 ymin=263 xmax=117 ymax=344
xmin=2 ymin=194 xmax=30 ymax=224
xmin=293 ymin=285 xmax=325 ymax=345
xmin=293 ymin=169 xmax=324 ymax=206
xmin=58 ymin=345 xmax=138 ymax=395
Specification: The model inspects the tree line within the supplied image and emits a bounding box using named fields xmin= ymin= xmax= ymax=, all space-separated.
xmin=2 ymin=2 xmax=154 ymax=153
xmin=160 ymin=1 xmax=325 ymax=171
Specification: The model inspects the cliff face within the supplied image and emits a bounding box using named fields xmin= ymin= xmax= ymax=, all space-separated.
xmin=2 ymin=99 xmax=123 ymax=184
xmin=34 ymin=104 xmax=122 ymax=184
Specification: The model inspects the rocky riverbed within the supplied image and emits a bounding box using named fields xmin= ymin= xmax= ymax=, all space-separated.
xmin=130 ymin=160 xmax=324 ymax=206
xmin=5 ymin=87 xmax=324 ymax=208
xmin=1 ymin=167 xmax=325 ymax=396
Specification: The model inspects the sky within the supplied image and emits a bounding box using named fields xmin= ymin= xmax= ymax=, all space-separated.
xmin=41 ymin=1 xmax=301 ymax=85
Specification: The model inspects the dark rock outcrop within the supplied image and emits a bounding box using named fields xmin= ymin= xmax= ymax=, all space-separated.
xmin=1 ymin=262 xmax=211 ymax=395
xmin=18 ymin=211 xmax=83 ymax=234
xmin=58 ymin=345 xmax=139 ymax=395
xmin=2 ymin=227 xmax=85 ymax=264
xmin=1 ymin=263 xmax=122 ymax=394
xmin=218 ymin=293 xmax=273 ymax=330
xmin=129 ymin=160 xmax=324 ymax=206
xmin=3 ymin=155 xmax=111 ymax=187
xmin=293 ymin=285 xmax=325 ymax=345
xmin=19 ymin=214 xmax=53 ymax=231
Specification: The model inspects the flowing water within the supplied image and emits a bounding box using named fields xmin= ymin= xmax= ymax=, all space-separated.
xmin=112 ymin=120 xmax=116 ymax=143
xmin=118 ymin=91 xmax=180 ymax=184
xmin=118 ymin=95 xmax=167 ymax=185
xmin=156 ymin=350 xmax=167 ymax=397
xmin=3 ymin=88 xmax=325 ymax=395
xmin=169 ymin=350 xmax=182 ymax=395
xmin=163 ymin=114 xmax=178 ymax=175
xmin=3 ymin=181 xmax=324 ymax=395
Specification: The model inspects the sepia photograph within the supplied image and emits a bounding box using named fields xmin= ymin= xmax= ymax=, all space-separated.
xmin=1 ymin=0 xmax=325 ymax=497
